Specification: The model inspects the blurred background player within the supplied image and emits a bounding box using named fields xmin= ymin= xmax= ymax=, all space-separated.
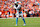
xmin=14 ymin=1 xmax=26 ymax=26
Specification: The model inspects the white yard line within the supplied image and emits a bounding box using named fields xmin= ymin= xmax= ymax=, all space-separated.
xmin=25 ymin=17 xmax=40 ymax=18
xmin=0 ymin=17 xmax=40 ymax=19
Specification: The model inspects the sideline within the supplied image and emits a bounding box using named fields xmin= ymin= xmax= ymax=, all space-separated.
xmin=0 ymin=17 xmax=40 ymax=19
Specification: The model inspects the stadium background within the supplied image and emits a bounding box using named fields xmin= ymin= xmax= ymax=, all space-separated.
xmin=0 ymin=0 xmax=40 ymax=18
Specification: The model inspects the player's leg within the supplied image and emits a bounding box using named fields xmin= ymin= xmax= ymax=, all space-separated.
xmin=22 ymin=16 xmax=26 ymax=26
xmin=20 ymin=13 xmax=26 ymax=26
xmin=16 ymin=17 xmax=18 ymax=26
xmin=21 ymin=15 xmax=26 ymax=24
xmin=16 ymin=13 xmax=19 ymax=26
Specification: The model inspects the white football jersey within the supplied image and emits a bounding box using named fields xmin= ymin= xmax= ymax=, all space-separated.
xmin=14 ymin=4 xmax=21 ymax=14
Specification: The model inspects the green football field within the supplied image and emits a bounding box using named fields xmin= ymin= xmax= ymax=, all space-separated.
xmin=0 ymin=17 xmax=40 ymax=27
